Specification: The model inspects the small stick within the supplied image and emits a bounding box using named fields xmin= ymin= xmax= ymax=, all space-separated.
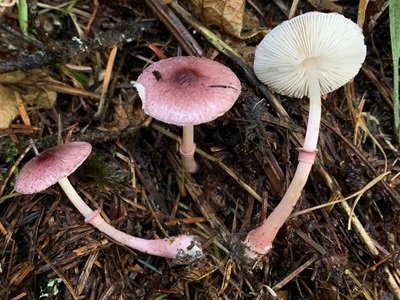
xmin=272 ymin=254 xmax=319 ymax=291
xmin=146 ymin=0 xmax=203 ymax=57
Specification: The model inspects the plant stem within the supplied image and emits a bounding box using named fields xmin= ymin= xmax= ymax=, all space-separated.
xmin=392 ymin=58 xmax=399 ymax=139
xmin=18 ymin=0 xmax=28 ymax=36
xmin=390 ymin=0 xmax=400 ymax=140
xmin=180 ymin=125 xmax=199 ymax=172
xmin=244 ymin=60 xmax=321 ymax=257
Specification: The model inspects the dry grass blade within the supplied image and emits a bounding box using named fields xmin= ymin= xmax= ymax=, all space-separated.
xmin=345 ymin=269 xmax=374 ymax=300
xmin=313 ymin=163 xmax=380 ymax=257
xmin=347 ymin=172 xmax=390 ymax=230
xmin=322 ymin=119 xmax=400 ymax=204
xmin=352 ymin=96 xmax=388 ymax=172
xmin=14 ymin=91 xmax=30 ymax=126
xmin=94 ymin=45 xmax=118 ymax=119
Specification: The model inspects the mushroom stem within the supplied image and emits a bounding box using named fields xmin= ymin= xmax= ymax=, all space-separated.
xmin=244 ymin=160 xmax=313 ymax=257
xmin=85 ymin=210 xmax=202 ymax=259
xmin=58 ymin=177 xmax=93 ymax=218
xmin=303 ymin=58 xmax=322 ymax=151
xmin=57 ymin=178 xmax=203 ymax=260
xmin=244 ymin=61 xmax=321 ymax=257
xmin=180 ymin=125 xmax=199 ymax=172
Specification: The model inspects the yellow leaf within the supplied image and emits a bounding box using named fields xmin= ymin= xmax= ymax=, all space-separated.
xmin=0 ymin=84 xmax=19 ymax=129
xmin=0 ymin=70 xmax=58 ymax=128
xmin=191 ymin=0 xmax=245 ymax=37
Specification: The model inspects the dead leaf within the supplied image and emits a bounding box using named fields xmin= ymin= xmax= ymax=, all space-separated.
xmin=0 ymin=70 xmax=58 ymax=128
xmin=0 ymin=84 xmax=19 ymax=129
xmin=21 ymin=87 xmax=57 ymax=109
xmin=306 ymin=0 xmax=343 ymax=13
xmin=106 ymin=99 xmax=146 ymax=131
xmin=0 ymin=71 xmax=26 ymax=83
xmin=194 ymin=0 xmax=245 ymax=37
xmin=189 ymin=0 xmax=266 ymax=39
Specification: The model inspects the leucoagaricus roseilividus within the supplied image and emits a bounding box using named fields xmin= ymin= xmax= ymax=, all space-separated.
xmin=243 ymin=12 xmax=366 ymax=258
xmin=134 ymin=56 xmax=241 ymax=172
xmin=15 ymin=142 xmax=202 ymax=261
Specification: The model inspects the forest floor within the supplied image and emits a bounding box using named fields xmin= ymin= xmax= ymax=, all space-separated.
xmin=0 ymin=0 xmax=399 ymax=299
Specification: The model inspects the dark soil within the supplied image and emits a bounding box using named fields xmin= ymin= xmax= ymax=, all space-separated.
xmin=0 ymin=0 xmax=399 ymax=299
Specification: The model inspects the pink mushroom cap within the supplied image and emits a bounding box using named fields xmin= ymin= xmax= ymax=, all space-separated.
xmin=134 ymin=56 xmax=241 ymax=126
xmin=15 ymin=141 xmax=92 ymax=194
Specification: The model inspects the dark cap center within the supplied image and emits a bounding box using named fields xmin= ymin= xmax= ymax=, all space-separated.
xmin=174 ymin=69 xmax=199 ymax=87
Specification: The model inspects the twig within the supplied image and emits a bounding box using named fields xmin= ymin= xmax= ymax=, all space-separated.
xmin=145 ymin=0 xmax=204 ymax=57
xmin=272 ymin=254 xmax=319 ymax=291
xmin=0 ymin=20 xmax=154 ymax=73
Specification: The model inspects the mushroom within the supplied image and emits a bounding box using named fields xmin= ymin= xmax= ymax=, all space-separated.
xmin=243 ymin=12 xmax=366 ymax=258
xmin=15 ymin=142 xmax=202 ymax=261
xmin=134 ymin=56 xmax=241 ymax=172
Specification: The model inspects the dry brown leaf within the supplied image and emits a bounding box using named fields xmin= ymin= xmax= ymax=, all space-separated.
xmin=191 ymin=0 xmax=245 ymax=37
xmin=189 ymin=0 xmax=266 ymax=39
xmin=0 ymin=70 xmax=57 ymax=128
xmin=306 ymin=0 xmax=343 ymax=13
xmin=21 ymin=87 xmax=57 ymax=109
xmin=0 ymin=84 xmax=19 ymax=129
xmin=0 ymin=71 xmax=25 ymax=83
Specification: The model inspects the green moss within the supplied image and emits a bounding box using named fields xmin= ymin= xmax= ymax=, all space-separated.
xmin=0 ymin=138 xmax=19 ymax=165
xmin=0 ymin=138 xmax=19 ymax=193
xmin=79 ymin=153 xmax=130 ymax=190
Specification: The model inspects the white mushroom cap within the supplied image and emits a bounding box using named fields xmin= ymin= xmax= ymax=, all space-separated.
xmin=15 ymin=142 xmax=92 ymax=194
xmin=254 ymin=12 xmax=366 ymax=98
xmin=134 ymin=56 xmax=241 ymax=126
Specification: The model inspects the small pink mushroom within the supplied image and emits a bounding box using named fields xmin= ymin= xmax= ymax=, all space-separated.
xmin=15 ymin=142 xmax=202 ymax=261
xmin=134 ymin=56 xmax=241 ymax=172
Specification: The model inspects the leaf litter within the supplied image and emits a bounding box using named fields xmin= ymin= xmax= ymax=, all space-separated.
xmin=0 ymin=0 xmax=399 ymax=299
